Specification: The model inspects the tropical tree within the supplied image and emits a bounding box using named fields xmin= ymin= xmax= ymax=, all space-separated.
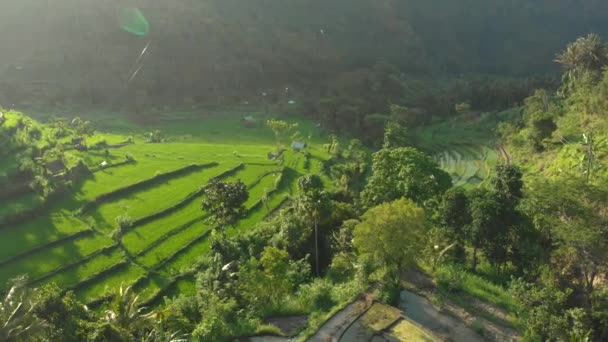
xmin=296 ymin=174 xmax=329 ymax=276
xmin=437 ymin=188 xmax=471 ymax=263
xmin=103 ymin=283 xmax=154 ymax=335
xmin=201 ymin=180 xmax=249 ymax=232
xmin=382 ymin=121 xmax=409 ymax=149
xmin=555 ymin=33 xmax=608 ymax=76
xmin=353 ymin=198 xmax=426 ymax=283
xmin=0 ymin=279 xmax=47 ymax=341
xmin=266 ymin=119 xmax=299 ymax=150
xmin=70 ymin=117 xmax=95 ymax=143
xmin=361 ymin=147 xmax=452 ymax=208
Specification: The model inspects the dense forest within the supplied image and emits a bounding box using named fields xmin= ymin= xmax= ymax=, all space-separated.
xmin=2 ymin=1 xmax=608 ymax=342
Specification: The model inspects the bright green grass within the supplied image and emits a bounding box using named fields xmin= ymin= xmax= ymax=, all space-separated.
xmin=121 ymin=164 xmax=272 ymax=255
xmin=4 ymin=109 xmax=330 ymax=304
xmin=158 ymin=186 xmax=290 ymax=277
xmin=0 ymin=234 xmax=114 ymax=282
xmin=136 ymin=219 xmax=210 ymax=268
xmin=73 ymin=143 xmax=270 ymax=201
xmin=84 ymin=163 xmax=225 ymax=231
xmin=74 ymin=263 xmax=147 ymax=303
xmin=136 ymin=274 xmax=175 ymax=303
xmin=148 ymin=275 xmax=196 ymax=306
xmin=0 ymin=211 xmax=89 ymax=262
xmin=0 ymin=192 xmax=42 ymax=220
xmin=38 ymin=247 xmax=125 ymax=289
xmin=136 ymin=169 xmax=279 ymax=270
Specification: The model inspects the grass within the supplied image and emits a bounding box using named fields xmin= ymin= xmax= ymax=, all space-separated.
xmin=0 ymin=108 xmax=331 ymax=305
xmin=432 ymin=263 xmax=520 ymax=329
xmin=389 ymin=319 xmax=440 ymax=341
xmin=84 ymin=163 xmax=224 ymax=231
xmin=415 ymin=111 xmax=513 ymax=188
xmin=74 ymin=263 xmax=147 ymax=303
xmin=36 ymin=247 xmax=125 ymax=289
xmin=0 ymin=211 xmax=89 ymax=262
xmin=361 ymin=303 xmax=402 ymax=332
xmin=0 ymin=192 xmax=42 ymax=220
xmin=0 ymin=233 xmax=114 ymax=283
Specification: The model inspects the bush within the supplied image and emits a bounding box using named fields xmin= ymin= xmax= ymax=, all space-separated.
xmin=298 ymin=279 xmax=336 ymax=312
xmin=125 ymin=153 xmax=135 ymax=162
xmin=113 ymin=214 xmax=133 ymax=240
xmin=472 ymin=319 xmax=485 ymax=336
xmin=435 ymin=263 xmax=465 ymax=294
xmin=93 ymin=140 xmax=108 ymax=149
xmin=145 ymin=130 xmax=167 ymax=143
xmin=455 ymin=102 xmax=472 ymax=116
xmin=378 ymin=279 xmax=401 ymax=306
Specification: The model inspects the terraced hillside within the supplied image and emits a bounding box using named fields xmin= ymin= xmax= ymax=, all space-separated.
xmin=415 ymin=111 xmax=515 ymax=188
xmin=0 ymin=110 xmax=329 ymax=307
xmin=432 ymin=144 xmax=499 ymax=188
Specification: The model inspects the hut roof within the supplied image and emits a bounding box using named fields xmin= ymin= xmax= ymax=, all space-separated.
xmin=45 ymin=160 xmax=66 ymax=174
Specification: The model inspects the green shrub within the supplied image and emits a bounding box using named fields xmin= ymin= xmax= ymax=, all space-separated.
xmin=298 ymin=279 xmax=336 ymax=312
xmin=378 ymin=279 xmax=401 ymax=306
xmin=255 ymin=324 xmax=285 ymax=337
xmin=93 ymin=140 xmax=108 ymax=149
xmin=125 ymin=153 xmax=135 ymax=162
xmin=145 ymin=130 xmax=167 ymax=143
xmin=472 ymin=319 xmax=485 ymax=336
xmin=436 ymin=263 xmax=465 ymax=294
xmin=113 ymin=214 xmax=133 ymax=240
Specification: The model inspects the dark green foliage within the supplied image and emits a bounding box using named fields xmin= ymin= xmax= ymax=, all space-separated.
xmin=437 ymin=189 xmax=471 ymax=263
xmin=382 ymin=121 xmax=409 ymax=149
xmin=435 ymin=264 xmax=465 ymax=294
xmin=34 ymin=285 xmax=90 ymax=342
xmin=361 ymin=147 xmax=452 ymax=208
xmin=201 ymin=180 xmax=249 ymax=231
xmin=510 ymin=279 xmax=589 ymax=341
xmin=556 ymin=33 xmax=608 ymax=80
xmin=491 ymin=164 xmax=524 ymax=204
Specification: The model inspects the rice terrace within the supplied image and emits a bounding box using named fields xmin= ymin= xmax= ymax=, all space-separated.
xmin=0 ymin=108 xmax=331 ymax=308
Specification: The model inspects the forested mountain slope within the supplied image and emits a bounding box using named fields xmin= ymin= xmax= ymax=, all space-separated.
xmin=2 ymin=0 xmax=608 ymax=105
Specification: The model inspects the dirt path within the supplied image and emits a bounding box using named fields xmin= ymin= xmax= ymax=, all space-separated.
xmin=399 ymin=290 xmax=485 ymax=342
xmin=308 ymin=299 xmax=369 ymax=342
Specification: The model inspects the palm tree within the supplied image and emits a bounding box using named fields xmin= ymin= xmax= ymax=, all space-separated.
xmin=0 ymin=280 xmax=47 ymax=341
xmin=103 ymin=283 xmax=154 ymax=335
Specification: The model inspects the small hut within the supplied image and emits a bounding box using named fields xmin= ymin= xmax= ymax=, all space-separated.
xmin=72 ymin=137 xmax=87 ymax=151
xmin=291 ymin=141 xmax=307 ymax=152
xmin=45 ymin=160 xmax=66 ymax=176
xmin=243 ymin=116 xmax=256 ymax=128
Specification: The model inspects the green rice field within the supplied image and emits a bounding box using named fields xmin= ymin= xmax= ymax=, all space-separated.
xmin=0 ymin=109 xmax=330 ymax=306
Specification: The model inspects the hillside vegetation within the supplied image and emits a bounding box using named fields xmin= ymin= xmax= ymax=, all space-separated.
xmin=3 ymin=3 xmax=608 ymax=342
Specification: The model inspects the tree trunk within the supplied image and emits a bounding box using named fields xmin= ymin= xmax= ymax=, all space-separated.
xmin=472 ymin=247 xmax=478 ymax=272
xmin=315 ymin=219 xmax=319 ymax=277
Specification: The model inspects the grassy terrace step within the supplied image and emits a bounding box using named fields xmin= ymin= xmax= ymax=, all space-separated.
xmin=83 ymin=163 xmax=224 ymax=231
xmin=0 ymin=192 xmax=43 ymax=222
xmin=0 ymin=211 xmax=89 ymax=262
xmin=73 ymin=165 xmax=278 ymax=303
xmin=137 ymin=169 xmax=281 ymax=273
xmin=158 ymin=191 xmax=287 ymax=278
xmin=74 ymin=263 xmax=147 ymax=303
xmin=73 ymin=143 xmax=271 ymax=202
xmin=79 ymin=163 xmax=218 ymax=214
xmin=121 ymin=164 xmax=264 ymax=255
xmin=33 ymin=247 xmax=125 ymax=290
xmin=0 ymin=233 xmax=114 ymax=285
